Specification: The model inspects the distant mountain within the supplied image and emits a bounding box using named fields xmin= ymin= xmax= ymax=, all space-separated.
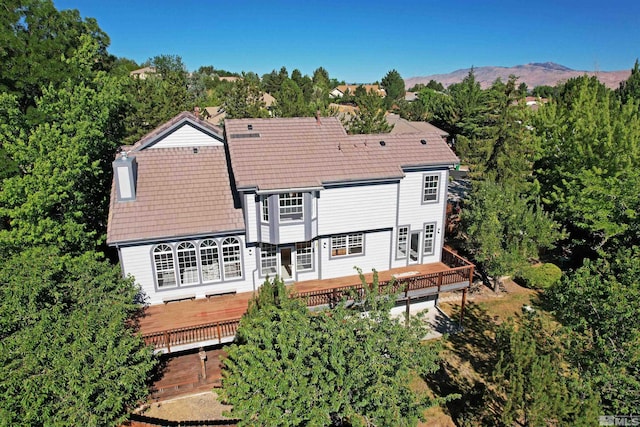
xmin=405 ymin=62 xmax=631 ymax=90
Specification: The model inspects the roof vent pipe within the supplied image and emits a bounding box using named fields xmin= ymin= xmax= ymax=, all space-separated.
xmin=379 ymin=140 xmax=386 ymax=147
xmin=421 ymin=139 xmax=427 ymax=145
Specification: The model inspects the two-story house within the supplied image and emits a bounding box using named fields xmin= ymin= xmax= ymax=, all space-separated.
xmin=107 ymin=112 xmax=473 ymax=352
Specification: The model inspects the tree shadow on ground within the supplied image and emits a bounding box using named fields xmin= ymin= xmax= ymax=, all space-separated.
xmin=424 ymin=303 xmax=503 ymax=426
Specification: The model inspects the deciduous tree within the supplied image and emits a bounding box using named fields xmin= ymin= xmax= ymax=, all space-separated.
xmin=222 ymin=275 xmax=447 ymax=426
xmin=461 ymin=180 xmax=561 ymax=291
xmin=547 ymin=247 xmax=640 ymax=413
xmin=0 ymin=247 xmax=156 ymax=427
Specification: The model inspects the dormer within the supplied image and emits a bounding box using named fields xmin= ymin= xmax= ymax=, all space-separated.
xmin=112 ymin=152 xmax=137 ymax=202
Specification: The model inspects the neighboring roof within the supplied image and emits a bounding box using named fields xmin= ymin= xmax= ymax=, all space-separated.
xmin=386 ymin=113 xmax=449 ymax=138
xmin=107 ymin=146 xmax=244 ymax=245
xmin=130 ymin=111 xmax=223 ymax=152
xmin=130 ymin=66 xmax=156 ymax=79
xmin=332 ymin=84 xmax=387 ymax=97
xmin=204 ymin=106 xmax=226 ymax=126
xmin=218 ymin=76 xmax=240 ymax=82
xmin=404 ymin=91 xmax=418 ymax=101
xmin=262 ymin=92 xmax=276 ymax=108
xmin=225 ymin=117 xmax=458 ymax=191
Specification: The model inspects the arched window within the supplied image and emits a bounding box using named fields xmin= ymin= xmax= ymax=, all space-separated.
xmin=154 ymin=244 xmax=176 ymax=288
xmin=222 ymin=237 xmax=242 ymax=279
xmin=200 ymin=239 xmax=221 ymax=282
xmin=177 ymin=242 xmax=198 ymax=285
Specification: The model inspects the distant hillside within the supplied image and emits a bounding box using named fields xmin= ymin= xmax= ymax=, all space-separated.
xmin=405 ymin=62 xmax=631 ymax=90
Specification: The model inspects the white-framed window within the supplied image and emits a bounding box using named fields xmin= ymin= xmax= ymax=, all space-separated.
xmin=260 ymin=243 xmax=278 ymax=276
xmin=177 ymin=242 xmax=198 ymax=285
xmin=261 ymin=195 xmax=269 ymax=222
xmin=153 ymin=244 xmax=177 ymax=288
xmin=397 ymin=226 xmax=408 ymax=258
xmin=331 ymin=233 xmax=364 ymax=257
xmin=200 ymin=239 xmax=221 ymax=282
xmin=424 ymin=223 xmax=436 ymax=256
xmin=296 ymin=241 xmax=313 ymax=271
xmin=222 ymin=237 xmax=242 ymax=279
xmin=279 ymin=192 xmax=303 ymax=221
xmin=422 ymin=174 xmax=440 ymax=203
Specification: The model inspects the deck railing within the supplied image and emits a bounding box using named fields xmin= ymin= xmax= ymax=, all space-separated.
xmin=296 ymin=246 xmax=473 ymax=308
xmin=143 ymin=247 xmax=474 ymax=352
xmin=142 ymin=318 xmax=240 ymax=353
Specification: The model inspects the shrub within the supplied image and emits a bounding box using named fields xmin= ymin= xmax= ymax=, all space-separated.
xmin=516 ymin=263 xmax=562 ymax=289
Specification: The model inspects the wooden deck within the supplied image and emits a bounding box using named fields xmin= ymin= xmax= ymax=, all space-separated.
xmin=138 ymin=247 xmax=473 ymax=353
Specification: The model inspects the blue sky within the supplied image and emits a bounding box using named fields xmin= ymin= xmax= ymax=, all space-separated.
xmin=54 ymin=0 xmax=639 ymax=83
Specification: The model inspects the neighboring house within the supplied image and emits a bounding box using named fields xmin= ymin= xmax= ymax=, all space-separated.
xmin=330 ymin=84 xmax=387 ymax=98
xmin=524 ymin=96 xmax=549 ymax=111
xmin=107 ymin=111 xmax=473 ymax=352
xmin=404 ymin=91 xmax=418 ymax=101
xmin=129 ymin=66 xmax=157 ymax=80
xmin=386 ymin=113 xmax=449 ymax=140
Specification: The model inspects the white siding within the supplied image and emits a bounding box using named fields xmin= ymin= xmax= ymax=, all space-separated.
xmin=318 ymin=230 xmax=391 ymax=280
xmin=397 ymin=170 xmax=447 ymax=229
xmin=279 ymin=223 xmax=306 ymax=244
xmin=244 ymin=193 xmax=258 ymax=243
xmin=149 ymin=124 xmax=223 ymax=149
xmin=119 ymin=236 xmax=258 ymax=306
xmin=317 ymin=184 xmax=397 ymax=235
xmin=260 ymin=224 xmax=271 ymax=243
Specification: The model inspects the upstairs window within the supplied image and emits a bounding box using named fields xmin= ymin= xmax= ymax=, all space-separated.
xmin=279 ymin=192 xmax=303 ymax=221
xmin=331 ymin=233 xmax=364 ymax=257
xmin=177 ymin=242 xmax=198 ymax=285
xmin=154 ymin=244 xmax=176 ymax=288
xmin=422 ymin=174 xmax=440 ymax=203
xmin=261 ymin=195 xmax=269 ymax=222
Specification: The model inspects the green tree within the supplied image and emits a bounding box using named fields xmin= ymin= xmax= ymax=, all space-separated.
xmin=531 ymin=85 xmax=556 ymax=98
xmin=344 ymin=90 xmax=392 ymax=134
xmin=0 ymin=247 xmax=156 ymax=427
xmin=0 ymin=0 xmax=111 ymax=113
xmin=381 ymin=69 xmax=406 ymax=109
xmin=493 ymin=313 xmax=599 ymax=426
xmin=0 ymin=58 xmax=128 ymax=254
xmin=122 ymin=54 xmax=192 ymax=143
xmin=461 ymin=180 xmax=561 ymax=291
xmin=482 ymin=76 xmax=539 ymax=188
xmin=616 ymin=59 xmax=640 ymax=104
xmin=222 ymin=74 xmax=269 ymax=119
xmin=312 ymin=66 xmax=330 ymax=89
xmin=273 ymin=78 xmax=309 ymax=117
xmin=548 ymin=247 xmax=640 ymax=413
xmin=533 ymin=76 xmax=640 ymax=255
xmin=222 ymin=275 xmax=447 ymax=426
